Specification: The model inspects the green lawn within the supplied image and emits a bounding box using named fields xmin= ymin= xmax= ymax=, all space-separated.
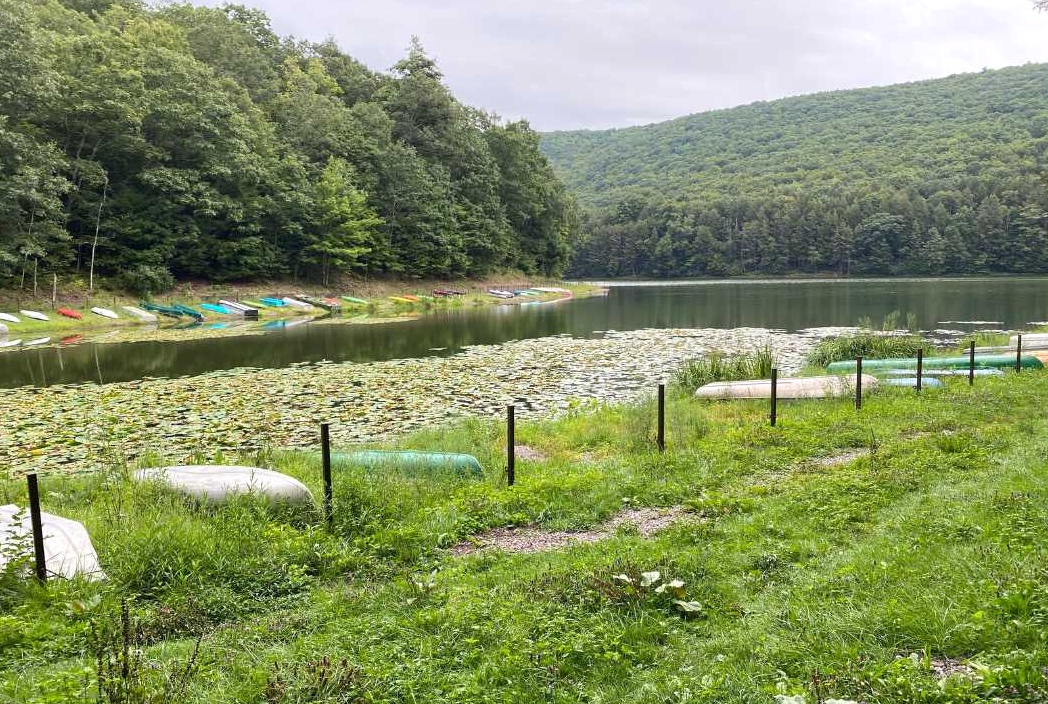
xmin=3 ymin=372 xmax=1048 ymax=703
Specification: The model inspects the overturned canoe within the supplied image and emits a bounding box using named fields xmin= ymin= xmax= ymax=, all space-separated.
xmin=330 ymin=451 xmax=483 ymax=479
xmin=219 ymin=300 xmax=260 ymax=319
xmin=171 ymin=304 xmax=204 ymax=321
xmin=133 ymin=465 xmax=315 ymax=505
xmin=121 ymin=305 xmax=158 ymax=322
xmin=57 ymin=307 xmax=82 ymax=320
xmin=19 ymin=309 xmax=49 ymax=322
xmin=0 ymin=504 xmax=106 ymax=580
xmin=827 ymin=355 xmax=1043 ymax=372
xmin=341 ymin=296 xmax=369 ymax=305
xmin=200 ymin=303 xmax=231 ymax=315
xmin=140 ymin=302 xmax=184 ymax=319
xmin=281 ymin=297 xmax=313 ymax=309
xmin=0 ymin=312 xmax=19 ymax=323
xmin=1011 ymin=333 xmax=1048 ymax=348
xmin=884 ymin=377 xmax=945 ymax=388
xmin=90 ymin=307 xmax=120 ymax=319
xmin=696 ymin=374 xmax=879 ymax=399
xmin=882 ymin=368 xmax=1003 ymax=377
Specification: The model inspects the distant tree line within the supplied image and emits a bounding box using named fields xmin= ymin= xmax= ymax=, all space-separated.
xmin=0 ymin=0 xmax=576 ymax=292
xmin=543 ymin=64 xmax=1048 ymax=278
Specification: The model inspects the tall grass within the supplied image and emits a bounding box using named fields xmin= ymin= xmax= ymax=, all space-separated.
xmin=672 ymin=346 xmax=774 ymax=393
xmin=8 ymin=374 xmax=1048 ymax=702
xmin=807 ymin=332 xmax=925 ymax=368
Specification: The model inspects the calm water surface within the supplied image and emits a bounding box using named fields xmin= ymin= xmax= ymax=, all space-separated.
xmin=3 ymin=277 xmax=1047 ymax=388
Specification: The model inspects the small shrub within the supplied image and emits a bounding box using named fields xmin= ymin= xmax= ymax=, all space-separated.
xmin=265 ymin=656 xmax=369 ymax=704
xmin=91 ymin=600 xmax=202 ymax=704
xmin=120 ymin=265 xmax=175 ymax=297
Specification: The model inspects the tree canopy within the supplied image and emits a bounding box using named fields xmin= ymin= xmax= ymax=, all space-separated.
xmin=0 ymin=2 xmax=576 ymax=288
xmin=542 ymin=64 xmax=1048 ymax=278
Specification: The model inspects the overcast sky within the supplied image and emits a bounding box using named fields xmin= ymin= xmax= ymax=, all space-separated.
xmin=191 ymin=0 xmax=1048 ymax=132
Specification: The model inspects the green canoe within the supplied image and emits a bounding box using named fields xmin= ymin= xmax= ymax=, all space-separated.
xmin=140 ymin=301 xmax=184 ymax=319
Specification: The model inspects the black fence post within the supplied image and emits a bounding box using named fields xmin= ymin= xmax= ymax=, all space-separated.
xmin=507 ymin=405 xmax=515 ymax=486
xmin=969 ymin=341 xmax=976 ymax=386
xmin=855 ymin=357 xmax=863 ymax=410
xmin=1016 ymin=334 xmax=1023 ymax=373
xmin=26 ymin=474 xmax=46 ymax=583
xmin=657 ymin=383 xmax=666 ymax=453
xmin=770 ymin=368 xmax=778 ymax=427
xmin=321 ymin=423 xmax=332 ymax=527
xmin=916 ymin=348 xmax=923 ymax=392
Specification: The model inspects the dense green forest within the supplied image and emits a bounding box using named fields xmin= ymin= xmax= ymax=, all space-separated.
xmin=542 ymin=64 xmax=1048 ymax=278
xmin=0 ymin=0 xmax=576 ymax=291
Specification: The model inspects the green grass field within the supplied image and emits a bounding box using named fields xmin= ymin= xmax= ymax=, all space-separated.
xmin=3 ymin=370 xmax=1048 ymax=703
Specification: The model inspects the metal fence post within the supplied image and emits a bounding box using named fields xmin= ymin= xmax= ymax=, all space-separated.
xmin=507 ymin=405 xmax=515 ymax=486
xmin=27 ymin=474 xmax=47 ymax=583
xmin=321 ymin=423 xmax=332 ymax=527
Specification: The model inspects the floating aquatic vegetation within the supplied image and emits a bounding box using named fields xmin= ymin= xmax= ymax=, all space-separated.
xmin=0 ymin=328 xmax=821 ymax=477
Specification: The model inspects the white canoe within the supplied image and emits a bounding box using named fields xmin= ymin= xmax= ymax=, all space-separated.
xmin=90 ymin=307 xmax=120 ymax=319
xmin=133 ymin=465 xmax=315 ymax=505
xmin=0 ymin=504 xmax=107 ymax=580
xmin=19 ymin=309 xmax=49 ymax=322
xmin=218 ymin=300 xmax=259 ymax=318
xmin=0 ymin=339 xmax=20 ymax=348
xmin=24 ymin=337 xmax=50 ymax=346
xmin=695 ymin=374 xmax=879 ymax=399
xmin=1010 ymin=333 xmax=1048 ymax=349
xmin=0 ymin=312 xmax=18 ymax=323
xmin=281 ymin=297 xmax=313 ymax=309
xmin=121 ymin=305 xmax=158 ymax=322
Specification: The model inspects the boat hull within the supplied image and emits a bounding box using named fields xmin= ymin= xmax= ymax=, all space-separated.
xmin=695 ymin=374 xmax=879 ymax=399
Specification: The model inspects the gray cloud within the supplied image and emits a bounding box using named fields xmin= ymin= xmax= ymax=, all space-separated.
xmin=192 ymin=0 xmax=1048 ymax=130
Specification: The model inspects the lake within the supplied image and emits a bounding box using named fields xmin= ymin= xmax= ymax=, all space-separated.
xmin=2 ymin=277 xmax=1047 ymax=389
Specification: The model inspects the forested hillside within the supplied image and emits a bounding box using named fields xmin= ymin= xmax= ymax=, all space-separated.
xmin=542 ymin=64 xmax=1048 ymax=278
xmin=0 ymin=0 xmax=576 ymax=292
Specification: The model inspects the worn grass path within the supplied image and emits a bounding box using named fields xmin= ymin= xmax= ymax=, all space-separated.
xmin=2 ymin=372 xmax=1048 ymax=702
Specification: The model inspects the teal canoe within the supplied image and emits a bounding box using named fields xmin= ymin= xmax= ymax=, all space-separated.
xmin=200 ymin=303 xmax=230 ymax=315
xmin=330 ymin=450 xmax=483 ymax=479
xmin=139 ymin=301 xmax=183 ymax=319
xmin=827 ymin=354 xmax=1043 ymax=373
xmin=170 ymin=304 xmax=204 ymax=321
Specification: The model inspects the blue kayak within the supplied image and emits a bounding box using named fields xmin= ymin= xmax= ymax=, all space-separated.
xmin=200 ymin=303 xmax=231 ymax=315
xmin=260 ymin=297 xmax=286 ymax=307
xmin=884 ymin=377 xmax=945 ymax=388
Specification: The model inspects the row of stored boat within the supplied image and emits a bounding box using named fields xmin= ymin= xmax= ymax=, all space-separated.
xmin=0 ymin=306 xmax=124 ymax=325
xmin=487 ymin=286 xmax=569 ymax=299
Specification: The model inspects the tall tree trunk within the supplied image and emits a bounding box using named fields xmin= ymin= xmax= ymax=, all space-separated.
xmin=33 ymin=258 xmax=38 ymax=296
xmin=90 ymin=178 xmax=107 ymax=294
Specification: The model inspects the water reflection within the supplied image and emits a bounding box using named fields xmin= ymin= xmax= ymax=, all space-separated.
xmin=1 ymin=277 xmax=1047 ymax=388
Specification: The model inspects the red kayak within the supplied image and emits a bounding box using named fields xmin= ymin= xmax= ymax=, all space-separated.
xmin=57 ymin=307 xmax=82 ymax=320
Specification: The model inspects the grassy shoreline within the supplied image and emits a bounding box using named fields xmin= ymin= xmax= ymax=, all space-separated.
xmin=3 ymin=370 xmax=1048 ymax=702
xmin=0 ymin=279 xmax=601 ymax=339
